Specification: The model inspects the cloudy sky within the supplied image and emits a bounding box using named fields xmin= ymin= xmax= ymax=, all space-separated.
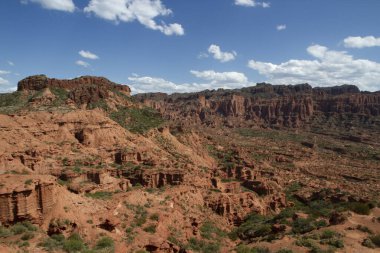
xmin=1 ymin=0 xmax=380 ymax=93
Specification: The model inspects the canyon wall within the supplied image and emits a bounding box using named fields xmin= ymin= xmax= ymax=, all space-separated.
xmin=135 ymin=83 xmax=380 ymax=128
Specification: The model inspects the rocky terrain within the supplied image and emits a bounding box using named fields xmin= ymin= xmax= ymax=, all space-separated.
xmin=0 ymin=75 xmax=379 ymax=253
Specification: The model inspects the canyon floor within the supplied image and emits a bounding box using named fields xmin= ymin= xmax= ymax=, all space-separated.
xmin=0 ymin=75 xmax=379 ymax=253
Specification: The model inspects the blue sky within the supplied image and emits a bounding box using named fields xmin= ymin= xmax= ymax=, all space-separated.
xmin=1 ymin=0 xmax=380 ymax=93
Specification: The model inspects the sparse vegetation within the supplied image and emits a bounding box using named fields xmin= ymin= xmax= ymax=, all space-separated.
xmin=109 ymin=106 xmax=164 ymax=134
xmin=24 ymin=179 xmax=33 ymax=185
xmin=85 ymin=191 xmax=113 ymax=200
xmin=187 ymin=237 xmax=221 ymax=253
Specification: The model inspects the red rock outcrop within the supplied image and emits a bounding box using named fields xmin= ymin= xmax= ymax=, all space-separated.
xmin=204 ymin=192 xmax=266 ymax=224
xmin=135 ymin=83 xmax=380 ymax=128
xmin=17 ymin=75 xmax=131 ymax=96
xmin=0 ymin=175 xmax=56 ymax=225
xmin=134 ymin=170 xmax=185 ymax=188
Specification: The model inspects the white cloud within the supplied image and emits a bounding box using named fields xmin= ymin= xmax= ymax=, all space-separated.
xmin=128 ymin=70 xmax=251 ymax=94
xmin=234 ymin=0 xmax=270 ymax=8
xmin=248 ymin=44 xmax=380 ymax=91
xmin=208 ymin=44 xmax=236 ymax=63
xmin=197 ymin=52 xmax=209 ymax=59
xmin=276 ymin=24 xmax=286 ymax=31
xmin=190 ymin=70 xmax=248 ymax=84
xmin=343 ymin=36 xmax=380 ymax=48
xmin=84 ymin=0 xmax=184 ymax=36
xmin=79 ymin=50 xmax=99 ymax=60
xmin=7 ymin=61 xmax=14 ymax=66
xmin=76 ymin=60 xmax=90 ymax=68
xmin=27 ymin=0 xmax=75 ymax=12
xmin=0 ymin=70 xmax=10 ymax=75
xmin=0 ymin=77 xmax=9 ymax=85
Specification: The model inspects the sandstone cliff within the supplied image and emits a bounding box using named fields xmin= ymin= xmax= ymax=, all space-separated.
xmin=135 ymin=83 xmax=380 ymax=128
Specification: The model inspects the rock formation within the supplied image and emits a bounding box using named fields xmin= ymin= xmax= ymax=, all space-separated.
xmin=135 ymin=83 xmax=380 ymax=128
xmin=0 ymin=175 xmax=56 ymax=225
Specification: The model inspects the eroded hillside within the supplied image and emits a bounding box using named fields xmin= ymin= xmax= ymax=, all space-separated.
xmin=0 ymin=76 xmax=379 ymax=253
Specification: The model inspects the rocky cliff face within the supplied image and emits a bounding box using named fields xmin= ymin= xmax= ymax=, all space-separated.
xmin=0 ymin=176 xmax=56 ymax=225
xmin=18 ymin=75 xmax=131 ymax=95
xmin=135 ymin=83 xmax=380 ymax=128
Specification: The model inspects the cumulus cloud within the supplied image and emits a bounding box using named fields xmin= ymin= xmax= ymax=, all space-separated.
xmin=248 ymin=44 xmax=380 ymax=91
xmin=84 ymin=0 xmax=184 ymax=36
xmin=190 ymin=70 xmax=248 ymax=84
xmin=79 ymin=50 xmax=99 ymax=60
xmin=234 ymin=0 xmax=270 ymax=8
xmin=208 ymin=44 xmax=236 ymax=63
xmin=128 ymin=70 xmax=251 ymax=94
xmin=75 ymin=60 xmax=90 ymax=68
xmin=276 ymin=24 xmax=286 ymax=31
xmin=0 ymin=77 xmax=9 ymax=85
xmin=0 ymin=70 xmax=10 ymax=75
xmin=26 ymin=0 xmax=75 ymax=12
xmin=343 ymin=36 xmax=380 ymax=48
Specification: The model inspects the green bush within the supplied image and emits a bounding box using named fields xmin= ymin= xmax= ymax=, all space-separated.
xmin=200 ymin=221 xmax=226 ymax=239
xmin=362 ymin=238 xmax=376 ymax=248
xmin=95 ymin=236 xmax=114 ymax=251
xmin=292 ymin=218 xmax=316 ymax=234
xmin=63 ymin=233 xmax=86 ymax=253
xmin=320 ymin=230 xmax=337 ymax=240
xmin=348 ymin=202 xmax=371 ymax=215
xmin=357 ymin=225 xmax=373 ymax=234
xmin=149 ymin=213 xmax=159 ymax=221
xmin=0 ymin=227 xmax=12 ymax=238
xmin=143 ymin=225 xmax=156 ymax=234
xmin=369 ymin=234 xmax=380 ymax=247
xmin=21 ymin=231 xmax=35 ymax=241
xmin=187 ymin=237 xmax=221 ymax=253
xmin=38 ymin=237 xmax=64 ymax=251
xmin=11 ymin=224 xmax=28 ymax=235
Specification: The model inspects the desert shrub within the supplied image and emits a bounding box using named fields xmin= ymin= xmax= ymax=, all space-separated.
xmin=94 ymin=236 xmax=114 ymax=251
xmin=11 ymin=224 xmax=28 ymax=235
xmin=369 ymin=234 xmax=380 ymax=247
xmin=24 ymin=179 xmax=33 ymax=185
xmin=0 ymin=227 xmax=12 ymax=238
xmin=292 ymin=218 xmax=316 ymax=234
xmin=143 ymin=225 xmax=156 ymax=234
xmin=18 ymin=241 xmax=30 ymax=248
xmin=149 ymin=213 xmax=159 ymax=221
xmin=38 ymin=237 xmax=64 ymax=251
xmin=320 ymin=230 xmax=336 ymax=240
xmin=326 ymin=239 xmax=344 ymax=248
xmin=200 ymin=221 xmax=226 ymax=239
xmin=357 ymin=225 xmax=373 ymax=234
xmin=21 ymin=231 xmax=35 ymax=241
xmin=276 ymin=249 xmax=293 ymax=253
xmin=296 ymin=237 xmax=315 ymax=248
xmin=362 ymin=238 xmax=376 ymax=248
xmin=187 ymin=237 xmax=221 ymax=253
xmin=133 ymin=206 xmax=147 ymax=227
xmin=347 ymin=202 xmax=371 ymax=215
xmin=85 ymin=191 xmax=113 ymax=200
xmin=20 ymin=221 xmax=37 ymax=231
xmin=63 ymin=233 xmax=86 ymax=253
